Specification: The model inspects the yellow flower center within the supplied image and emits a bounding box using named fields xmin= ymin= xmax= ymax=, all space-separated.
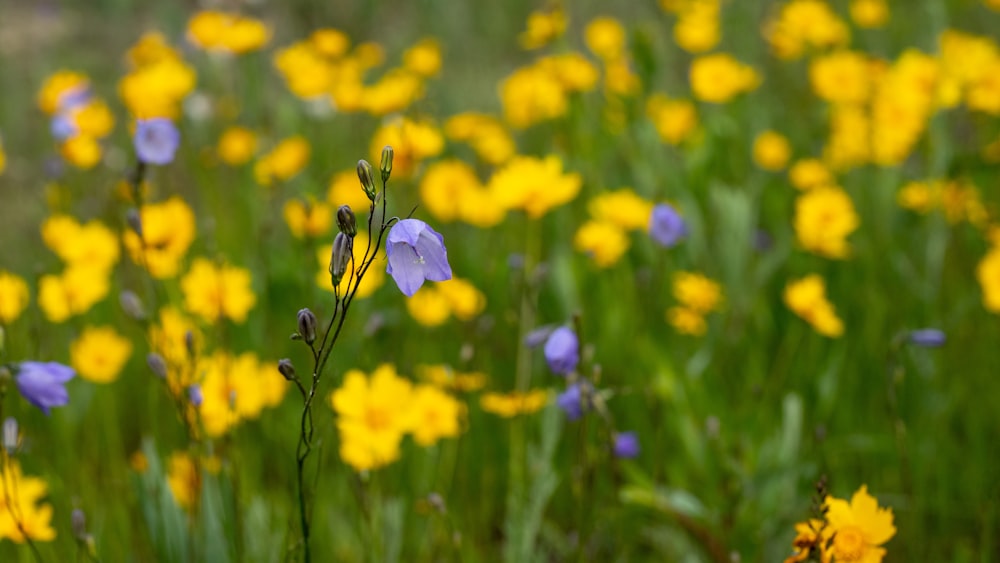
xmin=365 ymin=407 xmax=391 ymax=431
xmin=832 ymin=525 xmax=866 ymax=560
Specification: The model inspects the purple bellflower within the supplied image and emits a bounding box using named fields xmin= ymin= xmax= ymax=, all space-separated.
xmin=386 ymin=219 xmax=452 ymax=297
xmin=544 ymin=326 xmax=579 ymax=375
xmin=556 ymin=384 xmax=584 ymax=421
xmin=613 ymin=431 xmax=640 ymax=459
xmin=134 ymin=118 xmax=180 ymax=165
xmin=16 ymin=362 xmax=75 ymax=415
xmin=908 ymin=328 xmax=946 ymax=348
xmin=649 ymin=203 xmax=687 ymax=247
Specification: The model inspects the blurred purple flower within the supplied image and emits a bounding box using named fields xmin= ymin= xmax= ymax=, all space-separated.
xmin=16 ymin=362 xmax=75 ymax=415
xmin=544 ymin=326 xmax=578 ymax=375
xmin=188 ymin=384 xmax=203 ymax=407
xmin=613 ymin=431 xmax=640 ymax=459
xmin=134 ymin=118 xmax=180 ymax=165
xmin=50 ymin=115 xmax=77 ymax=140
xmin=908 ymin=328 xmax=946 ymax=348
xmin=386 ymin=219 xmax=452 ymax=297
xmin=524 ymin=325 xmax=555 ymax=348
xmin=57 ymin=86 xmax=91 ymax=113
xmin=556 ymin=384 xmax=584 ymax=421
xmin=648 ymin=203 xmax=687 ymax=247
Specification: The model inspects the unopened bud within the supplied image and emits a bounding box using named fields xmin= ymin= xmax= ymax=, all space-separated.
xmin=126 ymin=208 xmax=143 ymax=237
xmin=297 ymin=308 xmax=317 ymax=344
xmin=184 ymin=330 xmax=196 ymax=357
xmin=3 ymin=417 xmax=18 ymax=454
xmin=357 ymin=159 xmax=377 ymax=201
xmin=337 ymin=205 xmax=357 ymax=237
xmin=380 ymin=145 xmax=394 ymax=183
xmin=71 ymin=508 xmax=87 ymax=541
xmin=277 ymin=359 xmax=296 ymax=381
xmin=329 ymin=232 xmax=352 ymax=287
xmin=188 ymin=384 xmax=203 ymax=407
xmin=147 ymin=353 xmax=167 ymax=379
xmin=119 ymin=290 xmax=146 ymax=320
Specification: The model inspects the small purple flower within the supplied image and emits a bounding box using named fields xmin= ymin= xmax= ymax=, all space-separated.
xmin=908 ymin=329 xmax=946 ymax=348
xmin=556 ymin=384 xmax=584 ymax=421
xmin=613 ymin=431 xmax=640 ymax=459
xmin=188 ymin=384 xmax=203 ymax=408
xmin=133 ymin=118 xmax=180 ymax=165
xmin=16 ymin=362 xmax=75 ymax=415
xmin=57 ymin=87 xmax=91 ymax=113
xmin=50 ymin=114 xmax=78 ymax=140
xmin=648 ymin=203 xmax=687 ymax=247
xmin=544 ymin=326 xmax=578 ymax=375
xmin=524 ymin=325 xmax=555 ymax=348
xmin=386 ymin=219 xmax=452 ymax=297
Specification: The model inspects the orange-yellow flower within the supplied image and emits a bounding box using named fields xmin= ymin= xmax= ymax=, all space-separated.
xmin=70 ymin=326 xmax=133 ymax=384
xmin=180 ymin=258 xmax=257 ymax=324
xmin=487 ymin=155 xmax=581 ymax=218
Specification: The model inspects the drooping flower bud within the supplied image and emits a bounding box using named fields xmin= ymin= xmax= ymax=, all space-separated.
xmin=297 ymin=308 xmax=317 ymax=344
xmin=329 ymin=232 xmax=352 ymax=287
xmin=3 ymin=417 xmax=18 ymax=455
xmin=71 ymin=509 xmax=88 ymax=541
xmin=380 ymin=145 xmax=394 ymax=183
xmin=337 ymin=205 xmax=357 ymax=237
xmin=357 ymin=159 xmax=377 ymax=201
xmin=126 ymin=208 xmax=143 ymax=237
xmin=146 ymin=353 xmax=167 ymax=379
xmin=277 ymin=358 xmax=296 ymax=381
xmin=119 ymin=290 xmax=146 ymax=321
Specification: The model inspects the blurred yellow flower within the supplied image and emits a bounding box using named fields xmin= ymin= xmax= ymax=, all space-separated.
xmin=38 ymin=266 xmax=110 ymax=323
xmin=70 ymin=326 xmax=133 ymax=384
xmin=585 ymin=16 xmax=627 ymax=61
xmin=118 ymin=45 xmax=196 ymax=119
xmin=896 ymin=181 xmax=936 ymax=214
xmin=166 ymin=452 xmax=199 ymax=510
xmin=255 ymin=136 xmax=310 ymax=186
xmin=538 ymin=53 xmax=600 ymax=93
xmin=824 ymin=104 xmax=870 ymax=170
xmin=149 ymin=307 xmax=203 ymax=392
xmin=587 ymin=188 xmax=654 ymax=232
xmin=667 ymin=306 xmax=708 ymax=336
xmin=602 ymin=58 xmax=641 ymax=97
xmin=674 ymin=271 xmax=723 ymax=313
xmin=40 ymin=215 xmax=119 ymax=272
xmin=487 ymin=155 xmax=581 ymax=218
xmin=36 ymin=70 xmax=89 ymax=115
xmin=480 ymin=390 xmax=549 ymax=418
xmin=406 ymin=278 xmax=486 ymax=326
xmin=646 ymin=94 xmax=698 ymax=145
xmin=574 ymin=221 xmax=630 ymax=267
xmin=187 ymin=11 xmax=271 ymax=54
xmin=823 ymin=485 xmax=896 ymax=561
xmin=122 ymin=197 xmax=196 ymax=279
xmin=753 ymin=130 xmax=792 ymax=171
xmin=316 ymin=231 xmax=385 ymax=298
xmin=810 ymin=51 xmax=872 ymax=105
xmin=327 ymin=169 xmax=373 ymax=211
xmin=310 ymin=28 xmax=350 ymax=58
xmin=181 ymin=258 xmax=257 ymax=324
xmin=60 ymin=135 xmax=102 ymax=169
xmin=500 ymin=65 xmax=567 ymax=129
xmin=689 ymin=53 xmax=760 ymax=103
xmin=788 ymin=158 xmax=834 ymax=191
xmin=444 ymin=112 xmax=515 ymax=165
xmin=283 ymin=198 xmax=332 ymax=239
xmin=198 ymin=352 xmax=286 ymax=436
xmin=794 ymin=186 xmax=859 ymax=259
xmin=0 ymin=135 xmax=5 ymax=175
xmin=765 ymin=0 xmax=850 ymax=60
xmin=406 ymin=286 xmax=452 ymax=327
xmin=330 ymin=364 xmax=414 ymax=471
xmin=850 ymin=0 xmax=889 ymax=29
xmin=126 ymin=32 xmax=176 ymax=67
xmin=674 ymin=0 xmax=721 ymax=53
xmin=361 ymin=69 xmax=425 ymax=116
xmin=369 ymin=118 xmax=444 ymax=178
xmin=870 ymin=50 xmax=940 ymax=165
xmin=976 ymin=246 xmax=1000 ymax=313
xmin=419 ymin=159 xmax=481 ymax=223
xmin=0 ymin=271 xmax=30 ymax=324
xmin=784 ymin=274 xmax=843 ymax=337
xmin=409 ymin=385 xmax=465 ymax=446
xmin=403 ymin=38 xmax=442 ymax=77
xmin=418 ymin=365 xmax=487 ymax=392
xmin=274 ymin=41 xmax=333 ymax=99
xmin=457 ymin=187 xmax=507 ymax=228
xmin=519 ymin=9 xmax=567 ymax=50
xmin=70 ymin=99 xmax=115 ymax=139
xmin=217 ymin=126 xmax=257 ymax=165
xmin=0 ymin=460 xmax=56 ymax=543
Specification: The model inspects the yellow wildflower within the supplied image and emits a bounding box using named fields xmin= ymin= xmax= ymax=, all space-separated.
xmin=69 ymin=99 xmax=115 ymax=139
xmin=409 ymin=385 xmax=464 ymax=446
xmin=457 ymin=186 xmax=507 ymax=228
xmin=824 ymin=104 xmax=870 ymax=170
xmin=896 ymin=181 xmax=936 ymax=214
xmin=419 ymin=159 xmax=481 ymax=223
xmin=764 ymin=0 xmax=850 ymax=60
xmin=585 ymin=16 xmax=627 ymax=61
xmin=439 ymin=278 xmax=486 ymax=321
xmin=40 ymin=216 xmax=119 ymax=272
xmin=310 ymin=28 xmax=350 ymax=58
xmin=444 ymin=112 xmax=515 ymax=165
xmin=689 ymin=53 xmax=760 ymax=103
xmin=330 ymin=364 xmax=414 ymax=471
xmin=166 ymin=452 xmax=199 ymax=510
xmin=673 ymin=271 xmax=723 ymax=313
xmin=784 ymin=274 xmax=844 ymax=337
xmin=480 ymin=390 xmax=549 ymax=418
xmin=753 ymin=130 xmax=792 ymax=171
xmin=122 ymin=197 xmax=197 ymax=279
xmin=327 ymin=169 xmax=373 ymax=212
xmin=977 ymin=246 xmax=1000 ymax=313
xmin=810 ymin=51 xmax=872 ymax=105
xmin=274 ymin=41 xmax=332 ymax=99
xmin=674 ymin=0 xmax=722 ymax=54
xmin=118 ymin=46 xmax=196 ymax=119
xmin=789 ymin=158 xmax=834 ymax=191
xmin=403 ymin=37 xmax=442 ymax=77
xmin=37 ymin=70 xmax=89 ymax=115
xmin=487 ymin=155 xmax=582 ymax=218
xmin=37 ymin=266 xmax=110 ymax=323
xmin=418 ymin=365 xmax=487 ymax=392
xmin=148 ymin=307 xmax=202 ymax=392
xmin=823 ymin=485 xmax=896 ymax=562
xmin=187 ymin=11 xmax=270 ymax=54
xmin=254 ymin=136 xmax=310 ymax=186
xmin=406 ymin=286 xmax=452 ymax=327
xmin=70 ymin=326 xmax=133 ymax=384
xmin=283 ymin=198 xmax=332 ymax=239
xmin=574 ymin=221 xmax=630 ymax=267
xmin=369 ymin=118 xmax=444 ymax=178
xmin=0 ymin=271 xmax=30 ymax=324
xmin=60 ymin=135 xmax=102 ymax=169
xmin=217 ymin=126 xmax=257 ymax=165
xmin=850 ymin=0 xmax=889 ymax=28
xmin=198 ymin=352 xmax=286 ymax=436
xmin=361 ymin=69 xmax=425 ymax=116
xmin=519 ymin=9 xmax=567 ymax=50
xmin=499 ymin=65 xmax=567 ymax=129
xmin=667 ymin=306 xmax=708 ymax=336
xmin=587 ymin=188 xmax=654 ymax=232
xmin=646 ymin=94 xmax=698 ymax=145
xmin=0 ymin=460 xmax=56 ymax=543
xmin=180 ymin=258 xmax=257 ymax=324
xmin=538 ymin=53 xmax=600 ymax=93
xmin=794 ymin=186 xmax=859 ymax=259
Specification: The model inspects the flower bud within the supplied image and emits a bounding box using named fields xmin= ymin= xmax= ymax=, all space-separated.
xmin=3 ymin=417 xmax=18 ymax=455
xmin=329 ymin=232 xmax=352 ymax=287
xmin=357 ymin=159 xmax=377 ymax=201
xmin=188 ymin=384 xmax=203 ymax=407
xmin=337 ymin=205 xmax=357 ymax=237
xmin=908 ymin=328 xmax=946 ymax=348
xmin=146 ymin=352 xmax=168 ymax=379
xmin=380 ymin=145 xmax=394 ymax=183
xmin=278 ymin=359 xmax=296 ymax=381
xmin=184 ymin=330 xmax=196 ymax=357
xmin=119 ymin=290 xmax=146 ymax=321
xmin=297 ymin=308 xmax=317 ymax=344
xmin=71 ymin=509 xmax=88 ymax=541
xmin=126 ymin=208 xmax=143 ymax=237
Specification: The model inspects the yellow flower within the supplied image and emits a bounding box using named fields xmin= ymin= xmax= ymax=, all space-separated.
xmin=361 ymin=70 xmax=425 ymax=116
xmin=36 ymin=70 xmax=89 ymax=115
xmin=118 ymin=50 xmax=196 ymax=119
xmin=70 ymin=326 xmax=133 ymax=384
xmin=38 ymin=266 xmax=110 ymax=323
xmin=487 ymin=155 xmax=582 ymax=218
xmin=689 ymin=53 xmax=760 ymax=103
xmin=60 ymin=135 xmax=102 ymax=169
xmin=40 ymin=216 xmax=119 ymax=272
xmin=274 ymin=41 xmax=333 ymax=99
xmin=987 ymin=0 xmax=1000 ymax=11
xmin=330 ymin=364 xmax=414 ymax=471
xmin=849 ymin=0 xmax=889 ymax=29
xmin=180 ymin=258 xmax=257 ymax=324
xmin=403 ymin=37 xmax=442 ymax=77
xmin=810 ymin=51 xmax=872 ymax=105
xmin=406 ymin=286 xmax=452 ymax=327
xmin=870 ymin=50 xmax=940 ymax=165
xmin=283 ymin=198 xmax=332 ymax=239
xmin=823 ymin=485 xmax=896 ymax=562
xmin=166 ymin=452 xmax=199 ymax=510
xmin=824 ymin=104 xmax=870 ymax=170
xmin=499 ymin=65 xmax=567 ymax=129
xmin=126 ymin=32 xmax=177 ymax=67
xmin=673 ymin=271 xmax=723 ymax=313
xmin=418 ymin=365 xmax=487 ymax=392
xmin=148 ymin=307 xmax=202 ymax=392
xmin=369 ymin=118 xmax=444 ymax=178
xmin=438 ymin=278 xmax=486 ymax=321
xmin=602 ymin=58 xmax=641 ymax=97
xmin=764 ymin=0 xmax=850 ymax=60
xmin=217 ymin=126 xmax=257 ymax=165
xmin=480 ymin=390 xmax=549 ymax=418
xmin=896 ymin=181 xmax=937 ymax=214
xmin=753 ymin=130 xmax=792 ymax=171
xmin=667 ymin=306 xmax=707 ymax=335
xmin=587 ymin=188 xmax=654 ymax=232
xmin=187 ymin=11 xmax=271 ymax=54
xmin=255 ymin=136 xmax=310 ymax=186
xmin=784 ymin=274 xmax=844 ymax=337
xmin=444 ymin=113 xmax=515 ymax=165
xmin=327 ymin=169 xmax=372 ymax=212
xmin=674 ymin=0 xmax=721 ymax=54
xmin=789 ymin=158 xmax=834 ymax=191
xmin=784 ymin=519 xmax=825 ymax=563
xmin=409 ymin=385 xmax=464 ymax=446
xmin=122 ymin=197 xmax=196 ymax=279
xmin=794 ymin=186 xmax=859 ymax=259
xmin=977 ymin=246 xmax=1000 ymax=313
xmin=519 ymin=9 xmax=566 ymax=50
xmin=198 ymin=352 xmax=286 ymax=436
xmin=585 ymin=16 xmax=627 ymax=61
xmin=646 ymin=94 xmax=698 ymax=145
xmin=574 ymin=221 xmax=630 ymax=267
xmin=419 ymin=159 xmax=481 ymax=223
xmin=457 ymin=187 xmax=507 ymax=228
xmin=0 ymin=460 xmax=56 ymax=543
xmin=70 ymin=99 xmax=115 ymax=139
xmin=537 ymin=53 xmax=600 ymax=93
xmin=315 ymin=231 xmax=385 ymax=298
xmin=0 ymin=135 xmax=6 ymax=176
xmin=310 ymin=28 xmax=350 ymax=58
xmin=0 ymin=271 xmax=30 ymax=324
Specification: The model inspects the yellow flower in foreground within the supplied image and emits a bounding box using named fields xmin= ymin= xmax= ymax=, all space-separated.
xmin=574 ymin=221 xmax=630 ymax=267
xmin=480 ymin=390 xmax=549 ymax=418
xmin=181 ymin=259 xmax=256 ymax=324
xmin=487 ymin=155 xmax=582 ymax=218
xmin=198 ymin=352 xmax=286 ymax=437
xmin=283 ymin=198 xmax=332 ymax=239
xmin=255 ymin=136 xmax=310 ymax=186
xmin=409 ymin=385 xmax=464 ymax=446
xmin=753 ymin=130 xmax=792 ymax=171
xmin=122 ymin=197 xmax=196 ymax=279
xmin=217 ymin=126 xmax=257 ymax=165
xmin=0 ymin=460 xmax=56 ymax=543
xmin=784 ymin=519 xmax=825 ymax=563
xmin=70 ymin=326 xmax=133 ymax=383
xmin=330 ymin=364 xmax=414 ymax=471
xmin=823 ymin=485 xmax=895 ymax=562
xmin=794 ymin=187 xmax=859 ymax=259
xmin=850 ymin=0 xmax=889 ymax=29
xmin=976 ymin=246 xmax=1000 ymax=313
xmin=673 ymin=271 xmax=723 ymax=313
xmin=519 ymin=9 xmax=566 ymax=50
xmin=784 ymin=274 xmax=843 ymax=337
xmin=316 ymin=231 xmax=385 ymax=298
xmin=0 ymin=271 xmax=30 ymax=324
xmin=38 ymin=266 xmax=110 ymax=323
xmin=690 ymin=53 xmax=759 ymax=103
xmin=646 ymin=94 xmax=698 ymax=145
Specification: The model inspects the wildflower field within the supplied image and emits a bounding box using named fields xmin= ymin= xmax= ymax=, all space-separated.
xmin=1 ymin=0 xmax=999 ymax=561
